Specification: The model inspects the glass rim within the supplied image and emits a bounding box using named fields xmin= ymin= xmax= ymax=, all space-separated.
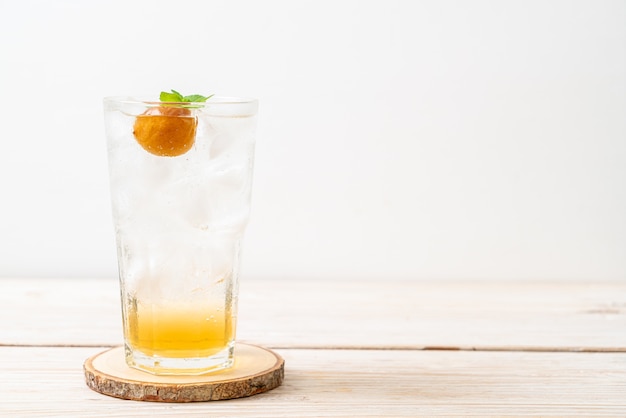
xmin=103 ymin=95 xmax=258 ymax=106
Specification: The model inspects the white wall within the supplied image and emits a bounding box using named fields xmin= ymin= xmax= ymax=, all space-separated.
xmin=0 ymin=0 xmax=624 ymax=280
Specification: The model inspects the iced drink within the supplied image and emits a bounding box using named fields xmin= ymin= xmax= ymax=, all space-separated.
xmin=103 ymin=93 xmax=257 ymax=375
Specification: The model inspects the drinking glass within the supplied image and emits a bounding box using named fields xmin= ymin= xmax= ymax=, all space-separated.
xmin=103 ymin=96 xmax=257 ymax=375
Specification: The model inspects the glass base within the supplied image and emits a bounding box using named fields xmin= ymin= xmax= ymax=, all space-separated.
xmin=124 ymin=343 xmax=235 ymax=375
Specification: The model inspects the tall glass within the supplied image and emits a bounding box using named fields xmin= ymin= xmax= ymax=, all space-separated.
xmin=103 ymin=96 xmax=257 ymax=375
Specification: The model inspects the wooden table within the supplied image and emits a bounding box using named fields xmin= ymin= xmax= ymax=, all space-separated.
xmin=1 ymin=278 xmax=625 ymax=416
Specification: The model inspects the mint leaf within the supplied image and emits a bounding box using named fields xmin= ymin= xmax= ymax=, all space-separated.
xmin=183 ymin=94 xmax=213 ymax=103
xmin=159 ymin=90 xmax=213 ymax=104
xmin=160 ymin=90 xmax=184 ymax=102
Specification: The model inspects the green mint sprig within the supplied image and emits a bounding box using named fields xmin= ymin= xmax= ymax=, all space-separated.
xmin=160 ymin=89 xmax=213 ymax=105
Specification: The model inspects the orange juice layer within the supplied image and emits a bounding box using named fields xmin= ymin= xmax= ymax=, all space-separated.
xmin=126 ymin=303 xmax=234 ymax=358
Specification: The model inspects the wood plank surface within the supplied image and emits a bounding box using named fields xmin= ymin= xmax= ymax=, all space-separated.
xmin=0 ymin=346 xmax=624 ymax=417
xmin=1 ymin=278 xmax=625 ymax=350
xmin=1 ymin=278 xmax=625 ymax=416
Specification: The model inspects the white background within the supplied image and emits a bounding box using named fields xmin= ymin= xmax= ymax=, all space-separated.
xmin=0 ymin=0 xmax=624 ymax=280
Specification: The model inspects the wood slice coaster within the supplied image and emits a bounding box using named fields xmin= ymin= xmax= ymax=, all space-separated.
xmin=84 ymin=343 xmax=284 ymax=402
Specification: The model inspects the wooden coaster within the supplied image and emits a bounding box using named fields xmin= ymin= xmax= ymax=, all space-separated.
xmin=84 ymin=343 xmax=284 ymax=402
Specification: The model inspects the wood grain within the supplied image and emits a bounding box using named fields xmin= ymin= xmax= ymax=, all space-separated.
xmin=0 ymin=346 xmax=624 ymax=417
xmin=1 ymin=278 xmax=624 ymax=351
xmin=1 ymin=278 xmax=625 ymax=416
